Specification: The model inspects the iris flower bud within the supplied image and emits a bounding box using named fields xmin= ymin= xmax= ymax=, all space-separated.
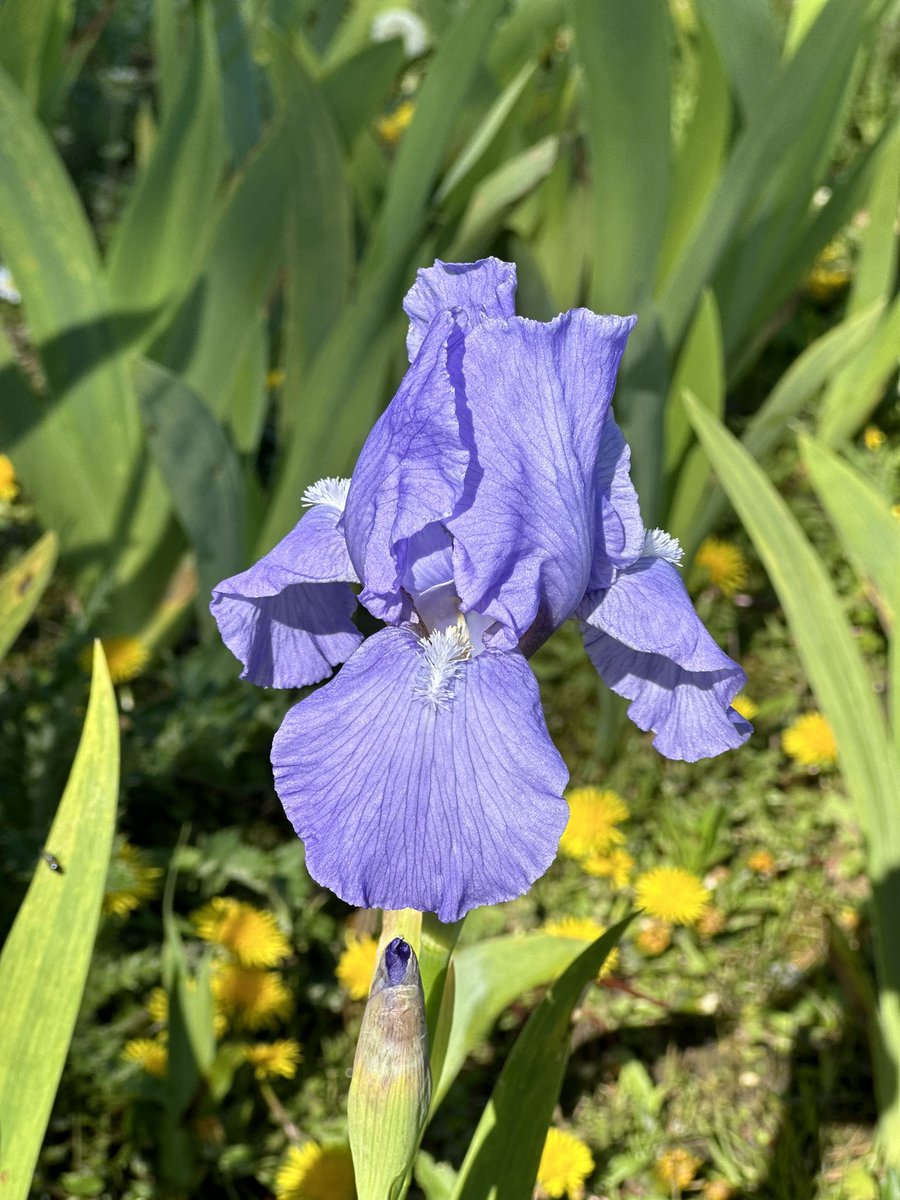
xmin=348 ymin=937 xmax=431 ymax=1200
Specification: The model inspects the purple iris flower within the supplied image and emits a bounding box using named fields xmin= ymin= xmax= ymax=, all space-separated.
xmin=211 ymin=258 xmax=751 ymax=922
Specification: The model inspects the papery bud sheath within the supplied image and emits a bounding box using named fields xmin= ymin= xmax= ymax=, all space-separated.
xmin=348 ymin=937 xmax=431 ymax=1200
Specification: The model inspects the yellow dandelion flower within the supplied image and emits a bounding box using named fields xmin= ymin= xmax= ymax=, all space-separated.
xmin=892 ymin=504 xmax=900 ymax=520
xmin=122 ymin=1037 xmax=167 ymax=1078
xmin=147 ymin=987 xmax=168 ymax=1024
xmin=837 ymin=906 xmax=860 ymax=934
xmin=694 ymin=538 xmax=749 ymax=597
xmin=376 ymin=100 xmax=415 ymax=145
xmin=266 ymin=367 xmax=286 ymax=389
xmin=635 ymin=867 xmax=710 ymax=926
xmin=635 ymin=918 xmax=672 ymax=956
xmin=655 ymin=1147 xmax=703 ymax=1190
xmin=782 ymin=711 xmax=837 ymax=766
xmin=102 ymin=840 xmax=162 ymax=918
xmin=747 ymin=849 xmax=776 ymax=875
xmin=696 ymin=906 xmax=726 ymax=937
xmin=703 ymin=1181 xmax=734 ymax=1200
xmin=192 ymin=896 xmax=291 ymax=967
xmin=0 ymin=454 xmax=18 ymax=502
xmin=101 ymin=635 xmax=150 ymax=683
xmin=582 ymin=847 xmax=634 ymax=887
xmin=864 ymin=426 xmax=886 ymax=451
xmin=211 ymin=963 xmax=291 ymax=1030
xmin=536 ymin=1128 xmax=594 ymax=1199
xmin=731 ymin=693 xmax=758 ymax=721
xmin=805 ymin=241 xmax=851 ymax=302
xmin=558 ymin=787 xmax=629 ymax=860
xmin=241 ymin=1039 xmax=302 ymax=1081
xmin=146 ymin=985 xmax=227 ymax=1037
xmin=274 ymin=1141 xmax=356 ymax=1200
xmin=543 ymin=916 xmax=618 ymax=977
xmin=336 ymin=931 xmax=379 ymax=1001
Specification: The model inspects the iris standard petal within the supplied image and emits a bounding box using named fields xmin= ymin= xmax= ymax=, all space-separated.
xmin=589 ymin=416 xmax=645 ymax=590
xmin=447 ymin=309 xmax=636 ymax=651
xmin=211 ymin=502 xmax=361 ymax=689
xmin=403 ymin=257 xmax=517 ymax=362
xmin=271 ymin=627 xmax=569 ymax=922
xmin=580 ymin=557 xmax=751 ymax=761
xmin=343 ymin=312 xmax=469 ymax=624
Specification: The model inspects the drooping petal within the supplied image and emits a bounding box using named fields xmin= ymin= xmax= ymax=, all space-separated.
xmin=589 ymin=416 xmax=645 ymax=590
xmin=211 ymin=501 xmax=361 ymax=689
xmin=403 ymin=257 xmax=517 ymax=362
xmin=271 ymin=627 xmax=569 ymax=922
xmin=447 ymin=309 xmax=636 ymax=652
xmin=343 ymin=312 xmax=469 ymax=625
xmin=580 ymin=557 xmax=751 ymax=761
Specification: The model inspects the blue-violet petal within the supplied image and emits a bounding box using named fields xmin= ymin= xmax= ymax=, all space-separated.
xmin=403 ymin=257 xmax=517 ymax=362
xmin=447 ymin=309 xmax=636 ymax=651
xmin=580 ymin=557 xmax=751 ymax=761
xmin=271 ymin=626 xmax=569 ymax=921
xmin=211 ymin=502 xmax=361 ymax=689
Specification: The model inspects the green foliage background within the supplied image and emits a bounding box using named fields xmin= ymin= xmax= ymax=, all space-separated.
xmin=0 ymin=0 xmax=899 ymax=1197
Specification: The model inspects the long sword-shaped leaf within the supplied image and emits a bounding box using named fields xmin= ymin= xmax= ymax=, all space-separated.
xmin=684 ymin=393 xmax=900 ymax=1158
xmin=0 ymin=0 xmax=71 ymax=113
xmin=684 ymin=393 xmax=895 ymax=845
xmin=137 ymin=361 xmax=245 ymax=616
xmin=665 ymin=291 xmax=725 ymax=548
xmin=432 ymin=934 xmax=601 ymax=1110
xmin=269 ymin=34 xmax=352 ymax=379
xmin=571 ymin=0 xmax=671 ymax=315
xmin=363 ymin=0 xmax=507 ymax=275
xmin=658 ymin=0 xmax=865 ymax=348
xmin=690 ymin=301 xmax=883 ymax=545
xmin=817 ymin=293 xmax=900 ymax=446
xmin=0 ymin=531 xmax=58 ymax=661
xmin=213 ymin=0 xmax=262 ymax=164
xmin=694 ymin=0 xmax=779 ymax=120
xmin=0 ymin=644 xmax=119 ymax=1195
xmin=0 ymin=68 xmax=171 ymax=613
xmin=656 ymin=17 xmax=730 ymax=287
xmin=800 ymin=437 xmax=900 ymax=740
xmin=107 ymin=0 xmax=227 ymax=326
xmin=152 ymin=121 xmax=291 ymax=435
xmin=449 ymin=920 xmax=632 ymax=1200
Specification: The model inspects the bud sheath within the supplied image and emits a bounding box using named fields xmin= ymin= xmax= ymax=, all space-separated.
xmin=348 ymin=938 xmax=431 ymax=1200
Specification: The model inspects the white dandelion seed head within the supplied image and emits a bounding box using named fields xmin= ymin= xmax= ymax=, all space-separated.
xmin=301 ymin=476 xmax=351 ymax=512
xmin=371 ymin=8 xmax=429 ymax=57
xmin=641 ymin=527 xmax=683 ymax=566
xmin=413 ymin=623 xmax=471 ymax=709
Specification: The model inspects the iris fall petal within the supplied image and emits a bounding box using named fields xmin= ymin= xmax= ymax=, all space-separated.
xmin=271 ymin=626 xmax=569 ymax=921
xmin=211 ymin=503 xmax=361 ymax=689
xmin=580 ymin=557 xmax=751 ymax=761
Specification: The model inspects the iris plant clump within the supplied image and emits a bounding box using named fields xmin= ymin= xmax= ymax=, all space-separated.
xmin=211 ymin=259 xmax=750 ymax=922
